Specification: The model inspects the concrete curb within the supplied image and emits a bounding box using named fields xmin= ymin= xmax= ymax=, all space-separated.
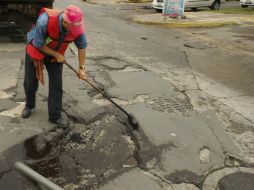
xmin=133 ymin=19 xmax=237 ymax=28
xmin=132 ymin=11 xmax=254 ymax=28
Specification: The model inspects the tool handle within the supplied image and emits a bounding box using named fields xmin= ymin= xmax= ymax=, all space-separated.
xmin=15 ymin=162 xmax=64 ymax=190
xmin=64 ymin=61 xmax=130 ymax=116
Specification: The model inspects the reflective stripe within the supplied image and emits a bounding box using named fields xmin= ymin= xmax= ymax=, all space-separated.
xmin=46 ymin=37 xmax=53 ymax=45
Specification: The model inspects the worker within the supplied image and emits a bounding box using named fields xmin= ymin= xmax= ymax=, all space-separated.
xmin=22 ymin=5 xmax=87 ymax=128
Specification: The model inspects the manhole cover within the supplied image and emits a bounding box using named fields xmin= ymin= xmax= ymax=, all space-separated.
xmin=146 ymin=96 xmax=192 ymax=113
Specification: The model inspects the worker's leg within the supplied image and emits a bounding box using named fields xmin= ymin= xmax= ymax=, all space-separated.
xmin=23 ymin=53 xmax=38 ymax=114
xmin=44 ymin=61 xmax=63 ymax=122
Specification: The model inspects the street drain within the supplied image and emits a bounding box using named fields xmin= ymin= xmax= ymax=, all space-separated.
xmin=146 ymin=96 xmax=192 ymax=113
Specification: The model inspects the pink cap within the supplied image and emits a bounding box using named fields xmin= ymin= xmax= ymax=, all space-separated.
xmin=63 ymin=5 xmax=85 ymax=35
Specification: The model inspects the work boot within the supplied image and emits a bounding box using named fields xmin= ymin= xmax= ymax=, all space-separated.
xmin=22 ymin=108 xmax=32 ymax=119
xmin=49 ymin=118 xmax=69 ymax=129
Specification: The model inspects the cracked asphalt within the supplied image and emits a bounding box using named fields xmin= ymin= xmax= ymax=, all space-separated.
xmin=0 ymin=0 xmax=254 ymax=189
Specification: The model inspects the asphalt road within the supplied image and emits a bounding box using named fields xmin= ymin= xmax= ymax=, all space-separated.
xmin=0 ymin=0 xmax=253 ymax=189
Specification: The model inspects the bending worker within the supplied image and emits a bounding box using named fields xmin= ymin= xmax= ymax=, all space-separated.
xmin=22 ymin=5 xmax=87 ymax=128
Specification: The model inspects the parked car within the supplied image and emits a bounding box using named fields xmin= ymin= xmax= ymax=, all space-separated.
xmin=240 ymin=0 xmax=254 ymax=8
xmin=152 ymin=0 xmax=224 ymax=12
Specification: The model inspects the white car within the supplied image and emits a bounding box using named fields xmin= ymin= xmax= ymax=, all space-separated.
xmin=152 ymin=0 xmax=223 ymax=12
xmin=240 ymin=0 xmax=254 ymax=8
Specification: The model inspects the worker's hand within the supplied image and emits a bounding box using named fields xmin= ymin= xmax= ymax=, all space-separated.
xmin=56 ymin=53 xmax=65 ymax=63
xmin=78 ymin=68 xmax=87 ymax=80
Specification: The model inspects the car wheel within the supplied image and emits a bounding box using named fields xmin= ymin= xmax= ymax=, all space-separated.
xmin=191 ymin=8 xmax=198 ymax=11
xmin=241 ymin=5 xmax=248 ymax=8
xmin=210 ymin=0 xmax=220 ymax=10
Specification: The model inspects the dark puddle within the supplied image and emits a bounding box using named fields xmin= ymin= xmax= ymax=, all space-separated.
xmin=0 ymin=114 xmax=138 ymax=189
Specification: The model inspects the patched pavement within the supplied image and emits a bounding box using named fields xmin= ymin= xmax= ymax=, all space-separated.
xmin=0 ymin=36 xmax=253 ymax=190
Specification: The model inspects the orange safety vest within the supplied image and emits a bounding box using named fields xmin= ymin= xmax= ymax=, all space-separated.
xmin=26 ymin=8 xmax=81 ymax=61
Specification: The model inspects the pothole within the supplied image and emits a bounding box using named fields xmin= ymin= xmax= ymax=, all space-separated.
xmin=93 ymin=57 xmax=146 ymax=72
xmin=166 ymin=170 xmax=205 ymax=188
xmin=0 ymin=114 xmax=139 ymax=189
xmin=146 ymin=96 xmax=192 ymax=114
xmin=99 ymin=58 xmax=128 ymax=70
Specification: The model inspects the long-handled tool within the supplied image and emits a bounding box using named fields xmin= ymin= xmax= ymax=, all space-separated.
xmin=15 ymin=162 xmax=64 ymax=190
xmin=64 ymin=61 xmax=139 ymax=130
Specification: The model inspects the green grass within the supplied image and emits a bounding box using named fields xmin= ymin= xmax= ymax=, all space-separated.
xmin=208 ymin=7 xmax=254 ymax=15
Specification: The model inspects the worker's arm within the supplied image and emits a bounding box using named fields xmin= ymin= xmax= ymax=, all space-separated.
xmin=39 ymin=46 xmax=65 ymax=63
xmin=77 ymin=48 xmax=86 ymax=79
xmin=75 ymin=33 xmax=88 ymax=80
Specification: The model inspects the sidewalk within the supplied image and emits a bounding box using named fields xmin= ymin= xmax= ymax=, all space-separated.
xmin=133 ymin=11 xmax=254 ymax=28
